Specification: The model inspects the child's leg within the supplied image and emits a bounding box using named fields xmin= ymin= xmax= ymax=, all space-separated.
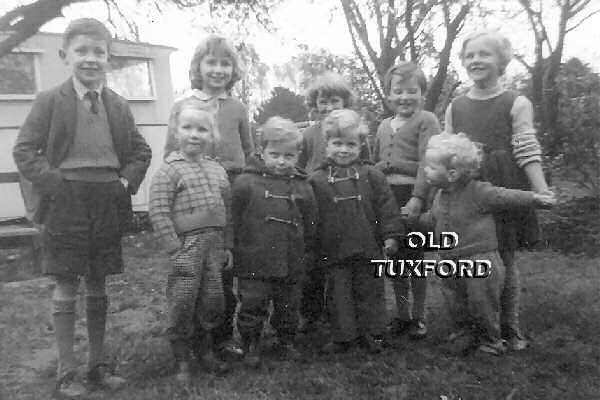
xmin=213 ymin=171 xmax=241 ymax=349
xmin=392 ymin=276 xmax=412 ymax=322
xmin=299 ymin=267 xmax=326 ymax=326
xmin=442 ymin=275 xmax=472 ymax=336
xmin=236 ymin=278 xmax=269 ymax=349
xmin=52 ymin=277 xmax=80 ymax=374
xmin=85 ymin=275 xmax=107 ymax=369
xmin=195 ymin=229 xmax=226 ymax=332
xmin=389 ymin=184 xmax=416 ymax=324
xmin=166 ymin=232 xmax=203 ymax=362
xmin=499 ymin=250 xmax=523 ymax=340
xmin=271 ymin=279 xmax=300 ymax=345
xmin=464 ymin=252 xmax=505 ymax=347
xmin=330 ymin=263 xmax=359 ymax=343
xmin=353 ymin=257 xmax=386 ymax=337
xmin=411 ymin=276 xmax=427 ymax=322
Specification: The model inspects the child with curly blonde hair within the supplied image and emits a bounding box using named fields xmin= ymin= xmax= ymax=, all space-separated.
xmin=420 ymin=132 xmax=555 ymax=355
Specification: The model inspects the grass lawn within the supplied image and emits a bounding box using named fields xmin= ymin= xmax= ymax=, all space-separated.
xmin=1 ymin=231 xmax=599 ymax=400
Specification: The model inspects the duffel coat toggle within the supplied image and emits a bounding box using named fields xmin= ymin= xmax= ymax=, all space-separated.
xmin=264 ymin=189 xmax=297 ymax=203
xmin=328 ymin=166 xmax=362 ymax=203
xmin=327 ymin=166 xmax=360 ymax=183
xmin=264 ymin=189 xmax=300 ymax=228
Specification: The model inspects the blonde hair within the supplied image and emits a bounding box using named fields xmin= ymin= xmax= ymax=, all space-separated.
xmin=459 ymin=30 xmax=512 ymax=75
xmin=427 ymin=132 xmax=482 ymax=181
xmin=169 ymin=98 xmax=218 ymax=141
xmin=306 ymin=72 xmax=356 ymax=109
xmin=189 ymin=34 xmax=243 ymax=91
xmin=260 ymin=116 xmax=303 ymax=150
xmin=322 ymin=109 xmax=368 ymax=142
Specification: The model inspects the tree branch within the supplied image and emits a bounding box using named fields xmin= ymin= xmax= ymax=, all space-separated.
xmin=405 ymin=0 xmax=417 ymax=61
xmin=0 ymin=0 xmax=90 ymax=58
xmin=513 ymin=53 xmax=534 ymax=73
xmin=341 ymin=1 xmax=385 ymax=106
xmin=565 ymin=8 xmax=600 ymax=33
xmin=341 ymin=0 xmax=380 ymax=72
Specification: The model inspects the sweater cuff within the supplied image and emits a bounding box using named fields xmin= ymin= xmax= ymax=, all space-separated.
xmin=512 ymin=132 xmax=542 ymax=168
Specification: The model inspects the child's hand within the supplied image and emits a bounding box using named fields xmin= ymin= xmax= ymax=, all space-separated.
xmin=533 ymin=191 xmax=557 ymax=208
xmin=222 ymin=249 xmax=234 ymax=270
xmin=383 ymin=238 xmax=398 ymax=257
xmin=169 ymin=249 xmax=180 ymax=261
xmin=401 ymin=197 xmax=423 ymax=224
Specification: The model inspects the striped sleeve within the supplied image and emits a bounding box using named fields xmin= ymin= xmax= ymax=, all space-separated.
xmin=511 ymin=95 xmax=542 ymax=167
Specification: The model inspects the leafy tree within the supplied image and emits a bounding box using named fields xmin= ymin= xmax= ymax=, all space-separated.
xmin=253 ymin=86 xmax=308 ymax=125
xmin=551 ymin=58 xmax=600 ymax=198
xmin=337 ymin=0 xmax=471 ymax=112
xmin=512 ymin=0 xmax=600 ymax=137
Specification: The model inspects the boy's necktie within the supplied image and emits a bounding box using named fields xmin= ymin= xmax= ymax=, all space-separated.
xmin=86 ymin=91 xmax=99 ymax=114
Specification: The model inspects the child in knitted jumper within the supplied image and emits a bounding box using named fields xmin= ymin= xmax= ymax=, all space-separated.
xmin=420 ymin=132 xmax=555 ymax=355
xmin=373 ymin=61 xmax=441 ymax=338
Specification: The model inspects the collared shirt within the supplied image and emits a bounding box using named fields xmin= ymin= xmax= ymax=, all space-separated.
xmin=149 ymin=151 xmax=232 ymax=252
xmin=191 ymin=89 xmax=228 ymax=139
xmin=72 ymin=76 xmax=104 ymax=112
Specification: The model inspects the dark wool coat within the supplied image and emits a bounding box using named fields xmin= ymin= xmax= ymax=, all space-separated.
xmin=231 ymin=158 xmax=318 ymax=280
xmin=309 ymin=160 xmax=404 ymax=266
xmin=13 ymin=79 xmax=152 ymax=224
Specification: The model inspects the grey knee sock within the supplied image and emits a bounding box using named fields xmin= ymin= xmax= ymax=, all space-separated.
xmin=53 ymin=299 xmax=77 ymax=373
xmin=86 ymin=295 xmax=107 ymax=368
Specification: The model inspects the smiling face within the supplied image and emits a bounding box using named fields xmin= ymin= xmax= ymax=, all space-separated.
xmin=261 ymin=140 xmax=300 ymax=176
xmin=61 ymin=34 xmax=108 ymax=90
xmin=462 ymin=36 xmax=501 ymax=89
xmin=388 ymin=75 xmax=422 ymax=119
xmin=424 ymin=149 xmax=451 ymax=188
xmin=175 ymin=108 xmax=213 ymax=159
xmin=316 ymin=92 xmax=345 ymax=118
xmin=199 ymin=53 xmax=233 ymax=94
xmin=325 ymin=134 xmax=361 ymax=166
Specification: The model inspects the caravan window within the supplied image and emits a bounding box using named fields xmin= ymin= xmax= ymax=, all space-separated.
xmin=107 ymin=57 xmax=155 ymax=100
xmin=0 ymin=52 xmax=39 ymax=99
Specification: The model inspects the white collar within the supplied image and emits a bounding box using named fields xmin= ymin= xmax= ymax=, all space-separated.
xmin=72 ymin=76 xmax=103 ymax=101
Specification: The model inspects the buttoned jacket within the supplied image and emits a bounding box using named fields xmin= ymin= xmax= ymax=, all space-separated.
xmin=13 ymin=79 xmax=152 ymax=223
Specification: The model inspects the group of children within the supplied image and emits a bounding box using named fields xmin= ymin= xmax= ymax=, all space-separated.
xmin=12 ymin=17 xmax=555 ymax=397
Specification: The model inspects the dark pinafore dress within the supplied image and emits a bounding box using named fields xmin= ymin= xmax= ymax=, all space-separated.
xmin=451 ymin=91 xmax=541 ymax=251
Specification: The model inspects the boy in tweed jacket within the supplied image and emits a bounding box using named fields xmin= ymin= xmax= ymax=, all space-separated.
xmin=13 ymin=18 xmax=151 ymax=397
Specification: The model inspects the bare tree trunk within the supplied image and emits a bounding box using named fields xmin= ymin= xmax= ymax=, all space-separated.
xmin=425 ymin=3 xmax=469 ymax=112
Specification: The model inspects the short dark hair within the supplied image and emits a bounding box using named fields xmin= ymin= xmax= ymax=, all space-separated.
xmin=305 ymin=72 xmax=355 ymax=109
xmin=383 ymin=61 xmax=427 ymax=95
xmin=62 ymin=18 xmax=112 ymax=50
